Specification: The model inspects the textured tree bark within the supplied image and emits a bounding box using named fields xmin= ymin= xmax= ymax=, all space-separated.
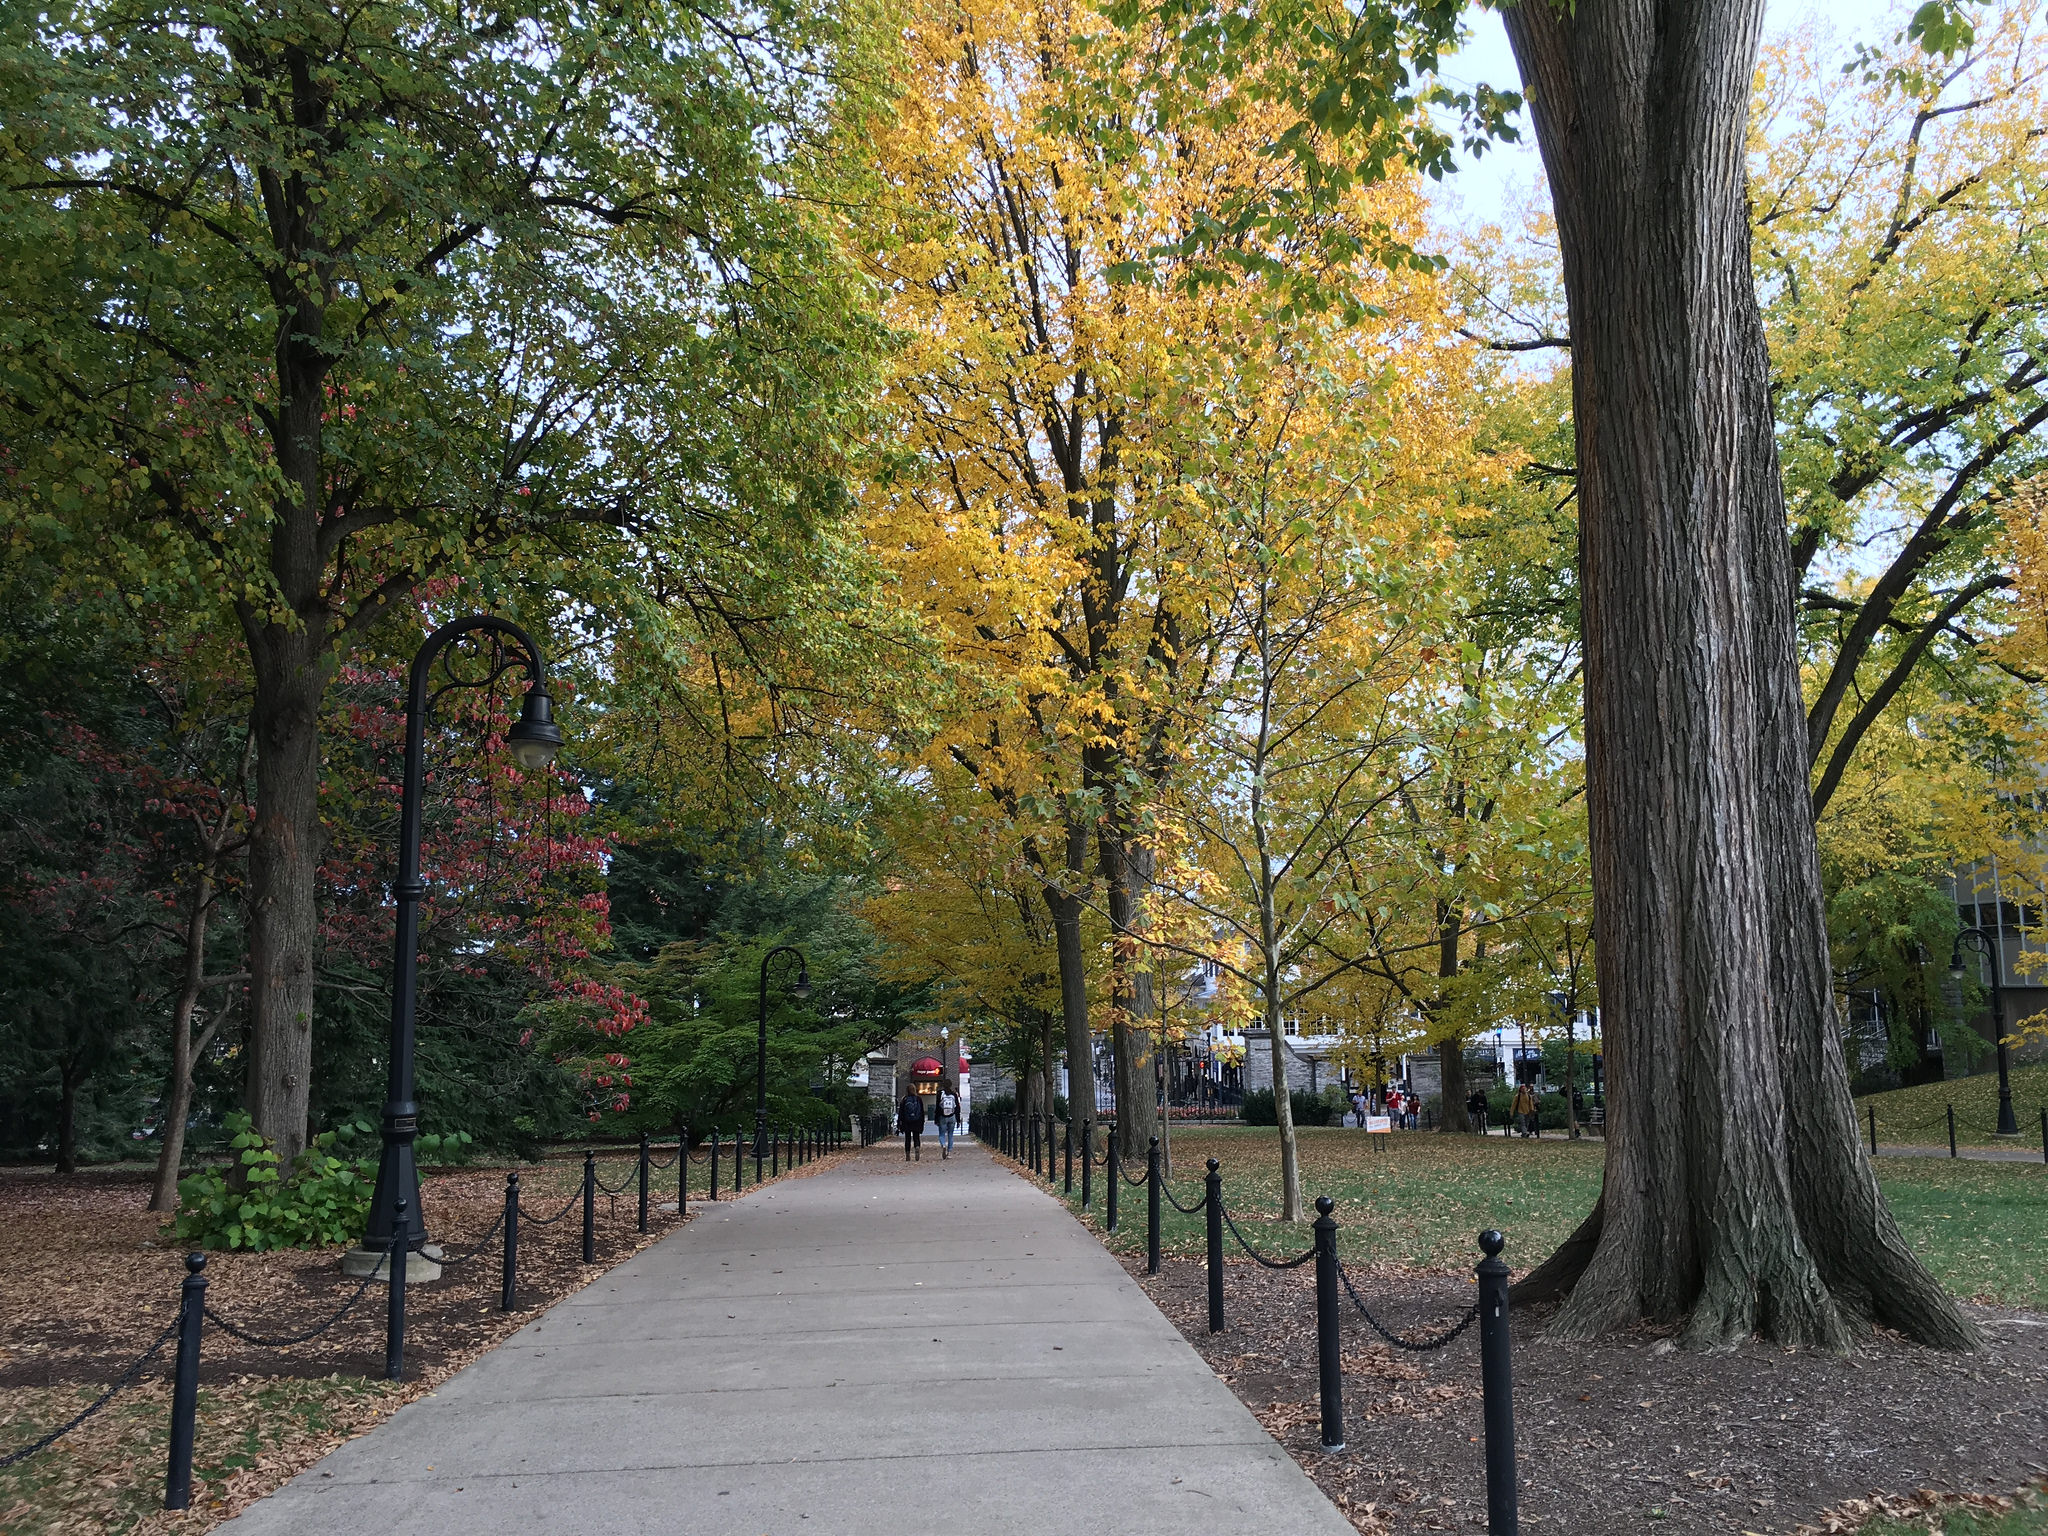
xmin=1435 ymin=913 xmax=1470 ymax=1132
xmin=1502 ymin=0 xmax=1977 ymax=1350
xmin=150 ymin=862 xmax=226 ymax=1212
xmin=1102 ymin=811 xmax=1160 ymax=1160
xmin=1044 ymin=817 xmax=1097 ymax=1146
xmin=55 ymin=1057 xmax=81 ymax=1176
xmin=242 ymin=651 xmax=327 ymax=1173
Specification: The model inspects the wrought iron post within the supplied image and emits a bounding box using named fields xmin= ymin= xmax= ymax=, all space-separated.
xmin=1107 ymin=1128 xmax=1120 ymax=1233
xmin=501 ymin=1172 xmax=520 ymax=1311
xmin=1063 ymin=1116 xmax=1073 ymax=1193
xmin=1205 ymin=1159 xmax=1224 ymax=1333
xmin=710 ymin=1130 xmax=721 ymax=1201
xmin=164 ymin=1253 xmax=207 ymax=1510
xmin=582 ymin=1151 xmax=596 ymax=1263
xmin=1477 ymin=1230 xmax=1519 ymax=1534
xmin=638 ymin=1132 xmax=651 ymax=1233
xmin=1314 ymin=1196 xmax=1343 ymax=1452
xmin=1146 ymin=1136 xmax=1162 ymax=1275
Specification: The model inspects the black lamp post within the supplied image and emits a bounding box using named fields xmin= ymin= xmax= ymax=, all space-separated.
xmin=1949 ymin=926 xmax=2020 ymax=1137
xmin=756 ymin=944 xmax=811 ymax=1174
xmin=361 ymin=617 xmax=563 ymax=1271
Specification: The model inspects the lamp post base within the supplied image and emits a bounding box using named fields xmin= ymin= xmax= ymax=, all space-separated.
xmin=341 ymin=1245 xmax=445 ymax=1284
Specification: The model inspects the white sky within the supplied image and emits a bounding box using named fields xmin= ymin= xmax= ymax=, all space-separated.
xmin=1428 ymin=0 xmax=1912 ymax=231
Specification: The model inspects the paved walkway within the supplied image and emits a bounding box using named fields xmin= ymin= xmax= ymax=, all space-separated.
xmin=218 ymin=1138 xmax=1351 ymax=1536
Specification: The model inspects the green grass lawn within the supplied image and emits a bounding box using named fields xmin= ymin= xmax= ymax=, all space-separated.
xmin=1866 ymin=1490 xmax=2048 ymax=1535
xmin=1048 ymin=1125 xmax=2048 ymax=1309
xmin=1855 ymin=1061 xmax=2048 ymax=1146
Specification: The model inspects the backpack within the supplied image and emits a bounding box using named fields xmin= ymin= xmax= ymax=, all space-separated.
xmin=938 ymin=1091 xmax=959 ymax=1119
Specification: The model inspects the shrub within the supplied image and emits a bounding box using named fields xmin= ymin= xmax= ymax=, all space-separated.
xmin=172 ymin=1112 xmax=470 ymax=1251
xmin=1238 ymin=1088 xmax=1337 ymax=1127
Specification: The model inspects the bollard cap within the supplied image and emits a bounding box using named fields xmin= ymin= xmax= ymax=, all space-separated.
xmin=185 ymin=1251 xmax=208 ymax=1274
xmin=507 ymin=1169 xmax=520 ymax=1187
xmin=1150 ymin=1135 xmax=1159 ymax=1149
xmin=1315 ymin=1195 xmax=1334 ymax=1217
xmin=1479 ymin=1228 xmax=1505 ymax=1257
xmin=1207 ymin=1157 xmax=1220 ymax=1173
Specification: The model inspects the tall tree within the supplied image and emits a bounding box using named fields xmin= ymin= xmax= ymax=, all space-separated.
xmin=1499 ymin=0 xmax=1976 ymax=1347
xmin=1 ymin=0 xmax=881 ymax=1164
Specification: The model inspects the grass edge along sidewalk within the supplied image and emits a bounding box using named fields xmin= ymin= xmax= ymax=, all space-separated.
xmin=0 ymin=1125 xmax=854 ymax=1535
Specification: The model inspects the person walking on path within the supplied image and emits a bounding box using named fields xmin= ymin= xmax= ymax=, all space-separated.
xmin=933 ymin=1079 xmax=960 ymax=1159
xmin=1512 ymin=1080 xmax=1538 ymax=1138
xmin=1466 ymin=1088 xmax=1489 ymax=1136
xmin=897 ymin=1087 xmax=926 ymax=1161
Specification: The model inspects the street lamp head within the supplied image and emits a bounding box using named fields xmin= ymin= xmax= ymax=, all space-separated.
xmin=507 ymin=685 xmax=564 ymax=770
xmin=792 ymin=969 xmax=812 ymax=1002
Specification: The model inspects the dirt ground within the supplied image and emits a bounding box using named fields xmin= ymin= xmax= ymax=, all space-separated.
xmin=1130 ymin=1252 xmax=2048 ymax=1536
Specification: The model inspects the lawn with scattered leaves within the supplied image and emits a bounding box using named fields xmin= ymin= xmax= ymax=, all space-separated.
xmin=1041 ymin=1125 xmax=2047 ymax=1307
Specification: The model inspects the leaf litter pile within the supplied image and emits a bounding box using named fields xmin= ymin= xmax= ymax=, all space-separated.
xmin=1123 ymin=1240 xmax=2048 ymax=1536
xmin=0 ymin=1150 xmax=827 ymax=1534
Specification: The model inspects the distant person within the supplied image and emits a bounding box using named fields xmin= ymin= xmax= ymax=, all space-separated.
xmin=1512 ymin=1080 xmax=1537 ymax=1138
xmin=897 ymin=1087 xmax=925 ymax=1161
xmin=1466 ymin=1088 xmax=1489 ymax=1135
xmin=934 ymin=1079 xmax=961 ymax=1159
xmin=1385 ymin=1085 xmax=1403 ymax=1128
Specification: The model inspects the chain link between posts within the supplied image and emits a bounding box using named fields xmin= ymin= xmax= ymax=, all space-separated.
xmin=0 ymin=1313 xmax=181 ymax=1468
xmin=1218 ymin=1203 xmax=1316 ymax=1269
xmin=1335 ymin=1258 xmax=1480 ymax=1352
xmin=203 ymin=1270 xmax=378 ymax=1348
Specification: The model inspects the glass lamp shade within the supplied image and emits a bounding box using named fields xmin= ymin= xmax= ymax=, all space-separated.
xmin=792 ymin=972 xmax=812 ymax=1002
xmin=507 ymin=686 xmax=564 ymax=770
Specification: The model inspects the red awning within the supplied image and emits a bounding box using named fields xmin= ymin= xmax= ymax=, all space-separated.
xmin=910 ymin=1056 xmax=944 ymax=1077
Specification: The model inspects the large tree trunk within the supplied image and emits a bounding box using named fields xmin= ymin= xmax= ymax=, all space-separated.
xmin=241 ymin=632 xmax=330 ymax=1173
xmin=1101 ymin=810 xmax=1159 ymax=1160
xmin=1264 ymin=985 xmax=1301 ymax=1222
xmin=1435 ymin=910 xmax=1470 ymax=1132
xmin=1044 ymin=817 xmax=1096 ymax=1147
xmin=1502 ymin=0 xmax=1976 ymax=1350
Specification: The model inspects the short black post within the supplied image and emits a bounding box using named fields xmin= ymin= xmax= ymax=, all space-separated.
xmin=386 ymin=1196 xmax=410 ymax=1382
xmin=1947 ymin=1103 xmax=1957 ymax=1160
xmin=1030 ymin=1114 xmax=1040 ymax=1173
xmin=1107 ymin=1130 xmax=1120 ymax=1233
xmin=1314 ymin=1195 xmax=1343 ymax=1452
xmin=1046 ymin=1115 xmax=1057 ymax=1183
xmin=772 ymin=1125 xmax=780 ymax=1177
xmin=1081 ymin=1119 xmax=1092 ymax=1208
xmin=736 ymin=1128 xmax=745 ymax=1191
xmin=754 ymin=1121 xmax=763 ymax=1184
xmin=638 ymin=1132 xmax=651 ymax=1233
xmin=1205 ymin=1158 xmax=1225 ymax=1333
xmin=678 ymin=1125 xmax=689 ymax=1214
xmin=1063 ymin=1116 xmax=1073 ymax=1194
xmin=1868 ymin=1103 xmax=1878 ymax=1155
xmin=501 ymin=1172 xmax=520 ymax=1311
xmin=164 ymin=1252 xmax=206 ymax=1510
xmin=1477 ymin=1229 xmax=1519 ymax=1535
xmin=2041 ymin=1106 xmax=2047 ymax=1165
xmin=582 ymin=1150 xmax=596 ymax=1264
xmin=710 ymin=1130 xmax=721 ymax=1201
xmin=1146 ymin=1135 xmax=1162 ymax=1275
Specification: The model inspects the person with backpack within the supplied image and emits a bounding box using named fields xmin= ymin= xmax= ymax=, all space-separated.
xmin=934 ymin=1079 xmax=961 ymax=1159
xmin=1512 ymin=1080 xmax=1538 ymax=1138
xmin=897 ymin=1086 xmax=926 ymax=1161
xmin=1466 ymin=1088 xmax=1489 ymax=1135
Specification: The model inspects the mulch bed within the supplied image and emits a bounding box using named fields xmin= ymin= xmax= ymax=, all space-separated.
xmin=0 ymin=1143 xmax=845 ymax=1532
xmin=1129 ymin=1250 xmax=2048 ymax=1535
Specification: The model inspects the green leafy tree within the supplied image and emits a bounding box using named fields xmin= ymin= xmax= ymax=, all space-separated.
xmin=0 ymin=0 xmax=887 ymax=1165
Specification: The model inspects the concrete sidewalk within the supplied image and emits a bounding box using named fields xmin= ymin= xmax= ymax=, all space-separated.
xmin=217 ymin=1138 xmax=1352 ymax=1536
